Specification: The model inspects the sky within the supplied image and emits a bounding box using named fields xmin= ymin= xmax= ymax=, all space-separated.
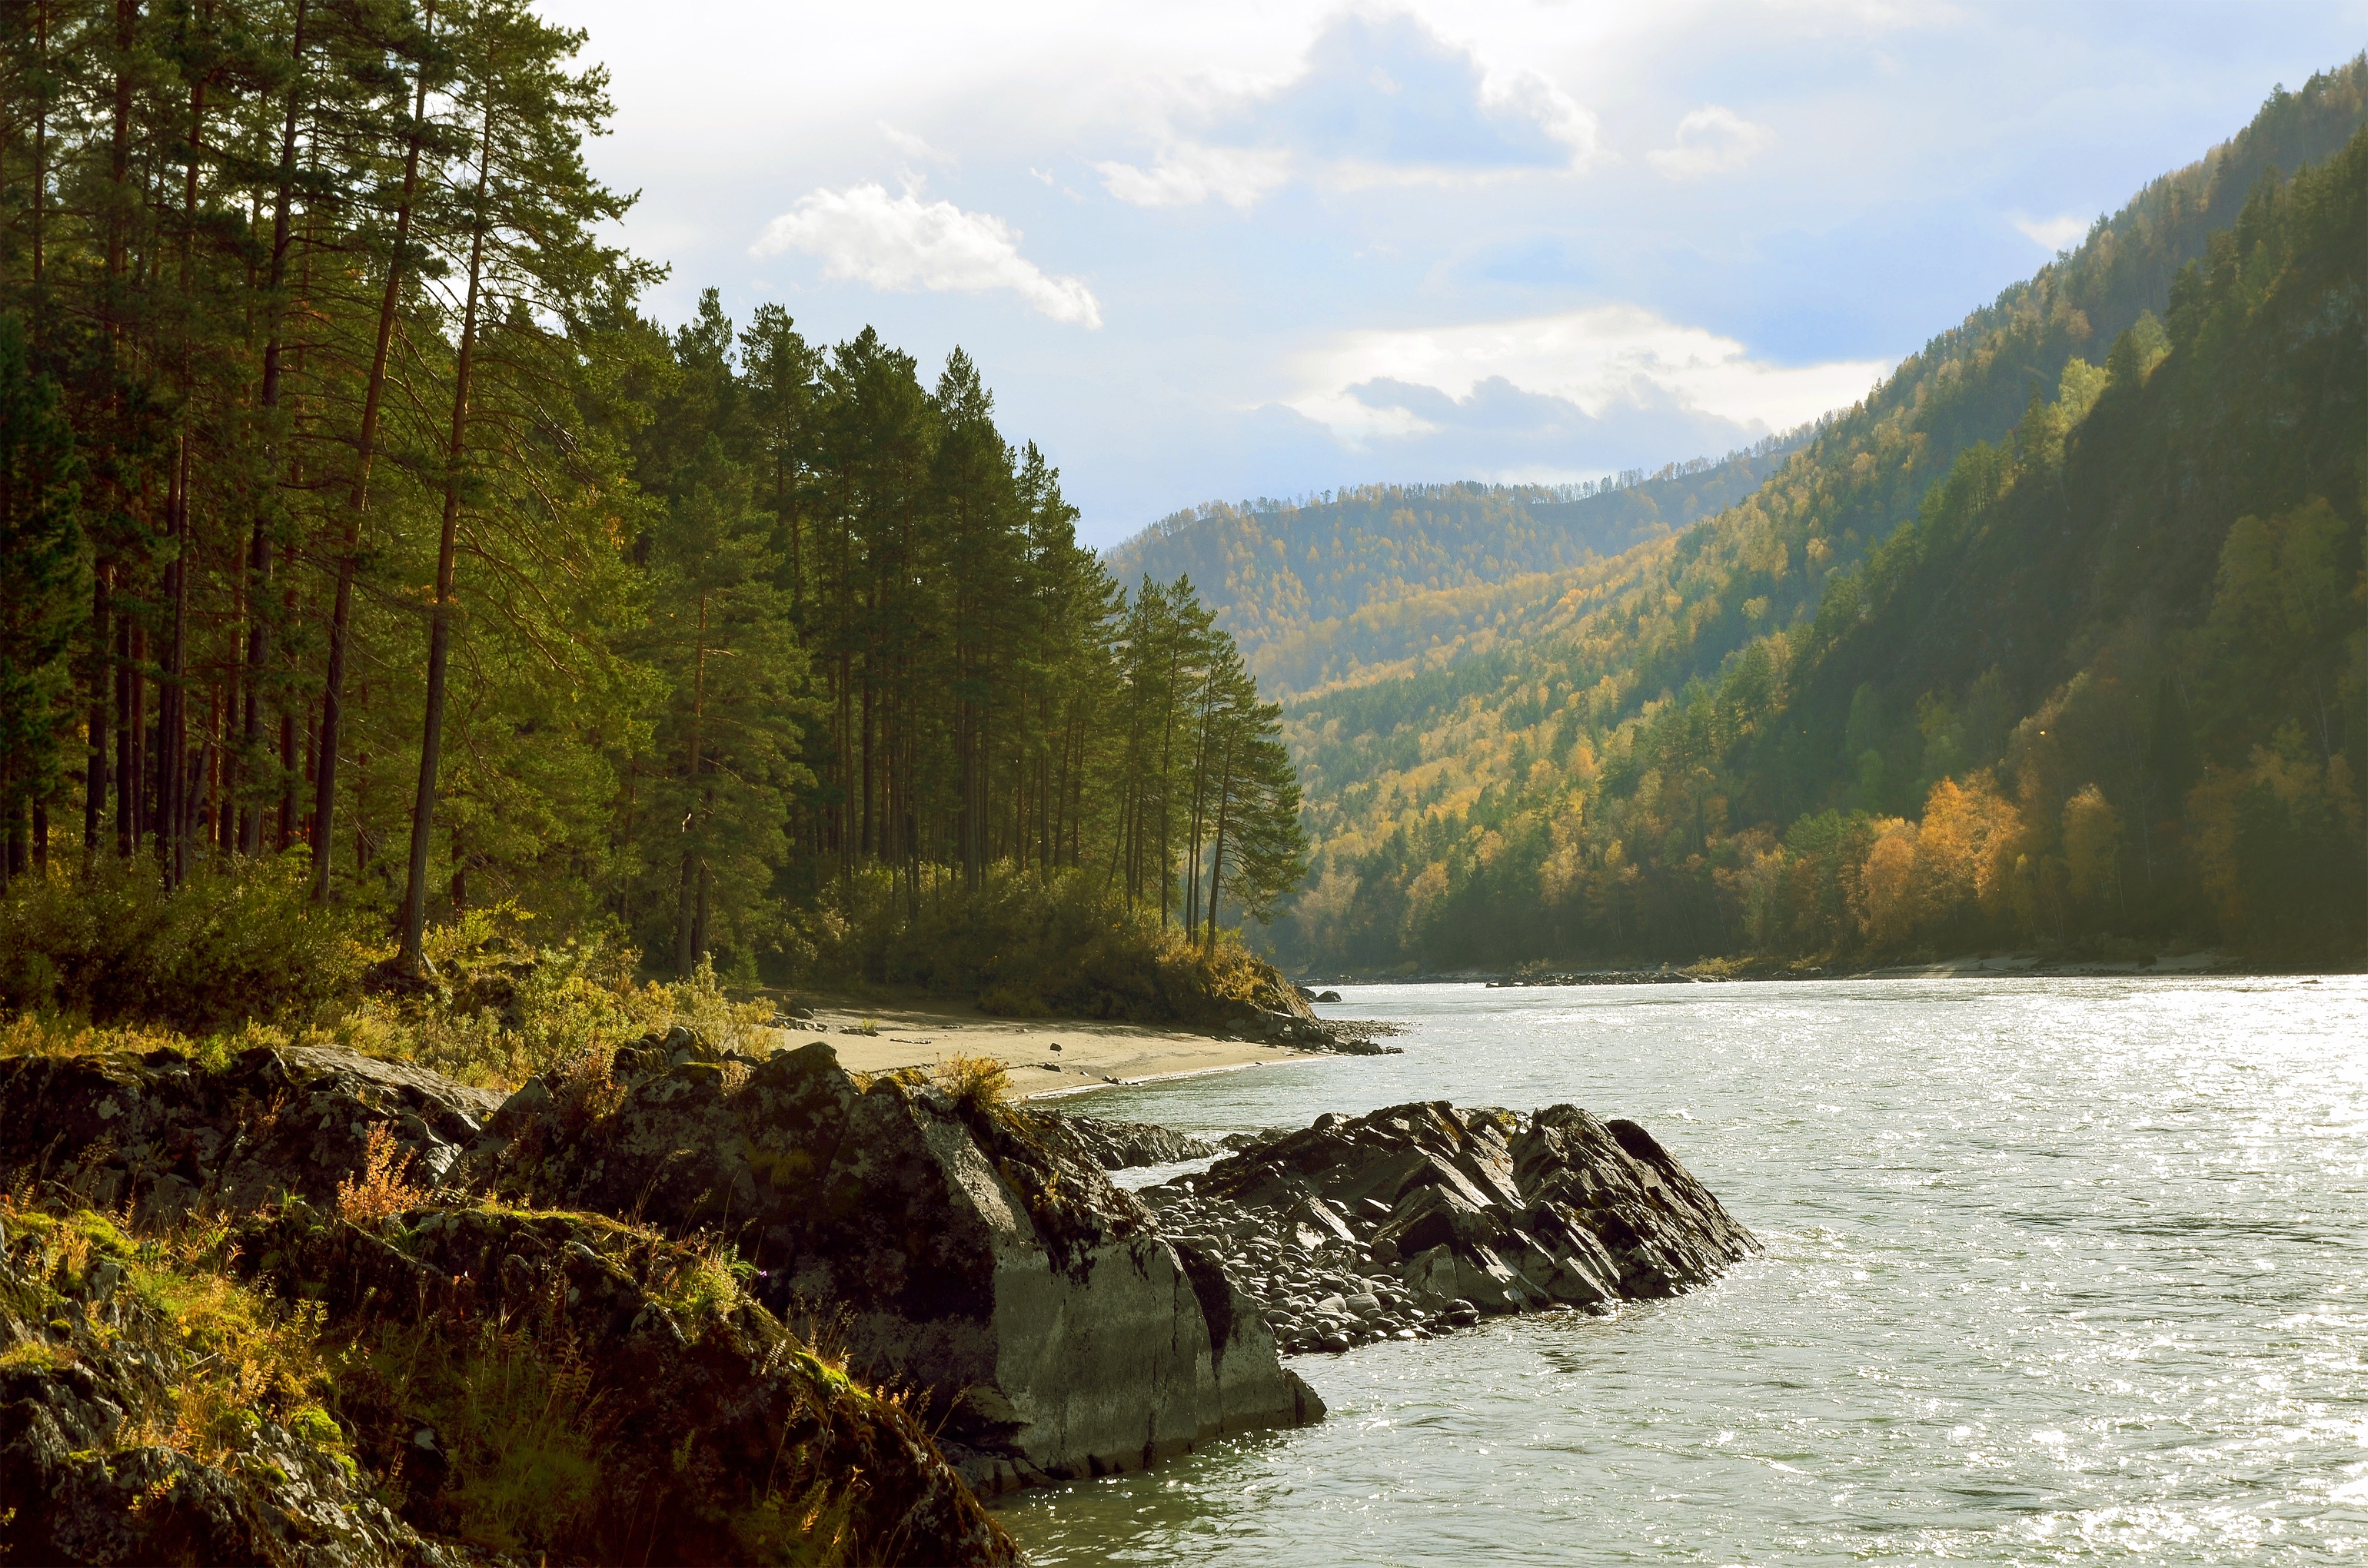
xmin=537 ymin=0 xmax=2366 ymax=547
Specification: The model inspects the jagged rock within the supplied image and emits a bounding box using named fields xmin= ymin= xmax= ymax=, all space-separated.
xmin=0 ymin=1045 xmax=500 ymax=1218
xmin=1151 ymin=1100 xmax=1754 ymax=1354
xmin=0 ymin=1038 xmax=1319 ymax=1523
xmin=487 ymin=1040 xmax=1324 ymax=1491
xmin=1028 ymin=1111 xmax=1223 ymax=1170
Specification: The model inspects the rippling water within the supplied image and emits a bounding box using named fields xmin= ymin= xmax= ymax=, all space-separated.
xmin=992 ymin=976 xmax=2368 ymax=1563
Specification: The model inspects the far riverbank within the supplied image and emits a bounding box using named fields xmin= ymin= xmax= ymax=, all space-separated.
xmin=1295 ymin=946 xmax=2368 ymax=990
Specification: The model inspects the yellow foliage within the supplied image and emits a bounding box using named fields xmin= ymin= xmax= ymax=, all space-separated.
xmin=2062 ymin=784 xmax=2124 ymax=906
xmin=337 ymin=1123 xmax=426 ymax=1227
xmin=1913 ymin=772 xmax=2024 ymax=925
xmin=1854 ymin=821 xmax=1919 ymax=947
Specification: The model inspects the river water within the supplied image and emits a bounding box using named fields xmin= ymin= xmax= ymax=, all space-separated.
xmin=991 ymin=976 xmax=2368 ymax=1564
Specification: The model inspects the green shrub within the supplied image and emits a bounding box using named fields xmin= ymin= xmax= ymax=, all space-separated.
xmin=337 ymin=928 xmax=777 ymax=1090
xmin=0 ymin=856 xmax=374 ymax=1031
xmin=781 ymin=863 xmax=1302 ymax=1025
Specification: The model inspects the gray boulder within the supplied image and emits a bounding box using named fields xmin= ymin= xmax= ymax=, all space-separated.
xmin=0 ymin=1044 xmax=499 ymax=1218
xmin=1144 ymin=1099 xmax=1754 ymax=1354
xmin=1029 ymin=1112 xmax=1224 ymax=1170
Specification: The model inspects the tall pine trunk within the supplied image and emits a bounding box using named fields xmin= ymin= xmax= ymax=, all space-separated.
xmin=674 ymin=586 xmax=709 ymax=976
xmin=314 ymin=0 xmax=436 ymax=901
xmin=241 ymin=0 xmax=309 ymax=855
xmin=397 ymin=89 xmax=493 ymax=973
xmin=158 ymin=63 xmax=208 ymax=887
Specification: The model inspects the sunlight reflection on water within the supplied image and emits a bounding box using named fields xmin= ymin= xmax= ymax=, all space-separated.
xmin=992 ymin=975 xmax=2368 ymax=1564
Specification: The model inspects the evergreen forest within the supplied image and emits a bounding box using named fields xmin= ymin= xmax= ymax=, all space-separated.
xmin=0 ymin=0 xmax=1305 ymax=1012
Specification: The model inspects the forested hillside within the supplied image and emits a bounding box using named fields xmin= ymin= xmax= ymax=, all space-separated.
xmin=0 ymin=0 xmax=1302 ymax=1010
xmin=1266 ymin=62 xmax=2367 ymax=971
xmin=1106 ymin=440 xmax=1798 ymax=694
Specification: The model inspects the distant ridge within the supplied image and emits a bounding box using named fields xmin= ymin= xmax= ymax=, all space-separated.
xmin=1103 ymin=430 xmax=1808 ymax=693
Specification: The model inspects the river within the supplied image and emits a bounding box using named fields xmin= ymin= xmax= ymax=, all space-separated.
xmin=990 ymin=975 xmax=2368 ymax=1563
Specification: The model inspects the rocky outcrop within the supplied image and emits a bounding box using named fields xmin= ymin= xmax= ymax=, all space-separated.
xmin=1229 ymin=1011 xmax=1403 ymax=1054
xmin=0 ymin=1039 xmax=1327 ymax=1500
xmin=0 ymin=1045 xmax=1017 ymax=1564
xmin=1030 ymin=1112 xmax=1223 ymax=1169
xmin=235 ymin=1202 xmax=1015 ymax=1563
xmin=1139 ymin=1100 xmax=1754 ymax=1354
xmin=0 ymin=1043 xmax=499 ymax=1216
xmin=485 ymin=1039 xmax=1323 ymax=1493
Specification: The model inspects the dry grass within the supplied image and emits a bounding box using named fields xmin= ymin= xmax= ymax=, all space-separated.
xmin=0 ymin=1191 xmax=347 ymax=1471
xmin=2 ymin=934 xmax=789 ymax=1099
xmin=0 ymin=1181 xmax=991 ymax=1566
xmin=931 ymin=1054 xmax=1012 ymax=1116
xmin=336 ymin=1124 xmax=427 ymax=1227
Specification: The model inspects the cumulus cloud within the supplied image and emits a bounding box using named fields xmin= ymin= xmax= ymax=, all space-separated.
xmin=2012 ymin=211 xmax=2091 ymax=251
xmin=1646 ymin=106 xmax=1773 ymax=180
xmin=1286 ymin=304 xmax=1887 ymax=449
xmin=1096 ymin=12 xmax=1599 ymax=210
xmin=1095 ymin=143 xmax=1291 ymax=211
xmin=753 ymin=183 xmax=1101 ymax=327
xmin=1264 ymin=12 xmax=1598 ymax=178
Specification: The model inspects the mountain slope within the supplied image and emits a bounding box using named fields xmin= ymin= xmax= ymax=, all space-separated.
xmin=1104 ymin=440 xmax=1798 ymax=694
xmin=1262 ymin=60 xmax=2367 ymax=970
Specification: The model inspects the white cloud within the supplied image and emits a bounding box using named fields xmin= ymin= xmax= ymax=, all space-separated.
xmin=1287 ymin=304 xmax=1887 ymax=442
xmin=1647 ymin=105 xmax=1774 ymax=180
xmin=879 ymin=121 xmax=956 ymax=168
xmin=1764 ymin=0 xmax=1963 ymax=34
xmin=753 ymin=183 xmax=1102 ymax=327
xmin=2011 ymin=211 xmax=2091 ymax=251
xmin=1095 ymin=143 xmax=1292 ymax=211
xmin=1479 ymin=68 xmax=1600 ymax=167
xmin=1097 ymin=12 xmax=1601 ymax=209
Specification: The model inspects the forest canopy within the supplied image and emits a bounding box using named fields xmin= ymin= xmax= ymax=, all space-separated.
xmin=0 ymin=0 xmax=1305 ymax=1009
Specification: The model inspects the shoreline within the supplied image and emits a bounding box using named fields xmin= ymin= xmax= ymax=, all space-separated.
xmin=777 ymin=997 xmax=1350 ymax=1099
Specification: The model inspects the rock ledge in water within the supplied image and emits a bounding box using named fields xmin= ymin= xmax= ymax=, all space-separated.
xmin=1031 ymin=1113 xmax=1224 ymax=1169
xmin=1139 ymin=1100 xmax=1754 ymax=1354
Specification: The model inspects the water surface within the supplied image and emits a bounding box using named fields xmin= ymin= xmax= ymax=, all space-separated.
xmin=993 ymin=976 xmax=2368 ymax=1563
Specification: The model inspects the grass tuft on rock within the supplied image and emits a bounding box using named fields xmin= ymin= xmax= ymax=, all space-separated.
xmin=933 ymin=1053 xmax=1013 ymax=1115
xmin=336 ymin=1123 xmax=427 ymax=1227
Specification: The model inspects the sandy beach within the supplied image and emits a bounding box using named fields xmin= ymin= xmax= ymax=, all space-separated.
xmin=770 ymin=996 xmax=1333 ymax=1099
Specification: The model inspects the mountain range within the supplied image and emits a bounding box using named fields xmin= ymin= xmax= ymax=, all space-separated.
xmin=1106 ymin=55 xmax=2368 ymax=971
